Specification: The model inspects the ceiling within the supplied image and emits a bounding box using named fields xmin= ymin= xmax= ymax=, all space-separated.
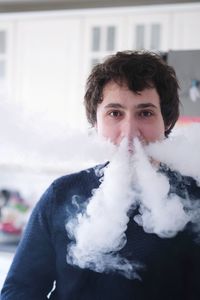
xmin=0 ymin=0 xmax=199 ymax=13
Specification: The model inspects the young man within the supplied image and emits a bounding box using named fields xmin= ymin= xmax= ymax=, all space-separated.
xmin=1 ymin=51 xmax=200 ymax=299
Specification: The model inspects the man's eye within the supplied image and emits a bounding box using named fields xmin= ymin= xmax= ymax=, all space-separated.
xmin=140 ymin=110 xmax=153 ymax=118
xmin=109 ymin=111 xmax=122 ymax=117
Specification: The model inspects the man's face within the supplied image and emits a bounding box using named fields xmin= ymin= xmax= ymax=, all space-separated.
xmin=96 ymin=81 xmax=165 ymax=147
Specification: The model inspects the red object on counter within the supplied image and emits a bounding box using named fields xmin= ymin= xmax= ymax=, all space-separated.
xmin=0 ymin=222 xmax=22 ymax=235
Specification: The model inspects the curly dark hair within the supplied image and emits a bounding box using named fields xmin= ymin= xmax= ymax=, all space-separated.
xmin=84 ymin=50 xmax=180 ymax=136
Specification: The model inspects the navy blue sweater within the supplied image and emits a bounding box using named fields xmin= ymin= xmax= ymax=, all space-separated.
xmin=1 ymin=165 xmax=200 ymax=300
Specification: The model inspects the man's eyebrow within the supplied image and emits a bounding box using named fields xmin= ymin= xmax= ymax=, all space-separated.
xmin=135 ymin=103 xmax=158 ymax=109
xmin=104 ymin=102 xmax=158 ymax=109
xmin=104 ymin=103 xmax=125 ymax=109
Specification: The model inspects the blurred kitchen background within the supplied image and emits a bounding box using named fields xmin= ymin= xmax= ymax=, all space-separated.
xmin=0 ymin=0 xmax=200 ymax=289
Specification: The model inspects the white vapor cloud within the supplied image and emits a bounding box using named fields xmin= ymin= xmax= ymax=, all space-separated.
xmin=66 ymin=140 xmax=143 ymax=279
xmin=146 ymin=123 xmax=200 ymax=183
xmin=0 ymin=99 xmax=115 ymax=171
xmin=66 ymin=125 xmax=200 ymax=278
xmin=133 ymin=138 xmax=189 ymax=237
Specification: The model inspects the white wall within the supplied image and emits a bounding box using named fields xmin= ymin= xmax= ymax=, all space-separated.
xmin=172 ymin=10 xmax=200 ymax=50
xmin=12 ymin=17 xmax=87 ymax=129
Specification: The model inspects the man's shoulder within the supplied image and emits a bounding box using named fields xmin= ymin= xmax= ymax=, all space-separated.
xmin=34 ymin=163 xmax=107 ymax=215
xmin=52 ymin=162 xmax=107 ymax=190
xmin=160 ymin=163 xmax=200 ymax=200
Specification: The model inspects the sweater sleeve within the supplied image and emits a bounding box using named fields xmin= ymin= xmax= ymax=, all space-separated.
xmin=0 ymin=184 xmax=57 ymax=300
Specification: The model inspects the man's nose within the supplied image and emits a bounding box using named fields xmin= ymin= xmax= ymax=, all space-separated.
xmin=121 ymin=119 xmax=141 ymax=141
